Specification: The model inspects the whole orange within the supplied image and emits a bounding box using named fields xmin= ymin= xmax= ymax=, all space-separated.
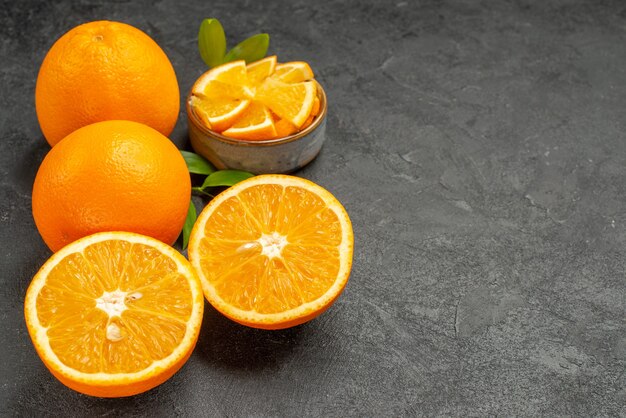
xmin=32 ymin=120 xmax=191 ymax=252
xmin=35 ymin=21 xmax=180 ymax=146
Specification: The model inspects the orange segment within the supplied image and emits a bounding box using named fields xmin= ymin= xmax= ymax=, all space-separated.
xmin=188 ymin=175 xmax=354 ymax=329
xmin=191 ymin=60 xmax=251 ymax=132
xmin=191 ymin=96 xmax=250 ymax=132
xmin=24 ymin=232 xmax=204 ymax=398
xmin=274 ymin=119 xmax=298 ymax=138
xmin=311 ymin=96 xmax=320 ymax=116
xmin=222 ymin=102 xmax=277 ymax=140
xmin=272 ymin=61 xmax=315 ymax=83
xmin=195 ymin=60 xmax=248 ymax=87
xmin=255 ymin=78 xmax=317 ymax=128
xmin=246 ymin=55 xmax=277 ymax=86
xmin=200 ymin=80 xmax=253 ymax=100
xmin=300 ymin=114 xmax=315 ymax=131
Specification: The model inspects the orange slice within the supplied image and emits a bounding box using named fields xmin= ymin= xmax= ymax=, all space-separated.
xmin=222 ymin=102 xmax=277 ymax=140
xmin=300 ymin=114 xmax=315 ymax=131
xmin=188 ymin=175 xmax=354 ymax=329
xmin=191 ymin=96 xmax=250 ymax=132
xmin=272 ymin=61 xmax=315 ymax=83
xmin=200 ymin=80 xmax=252 ymax=100
xmin=194 ymin=60 xmax=248 ymax=87
xmin=311 ymin=96 xmax=320 ymax=116
xmin=24 ymin=232 xmax=204 ymax=397
xmin=274 ymin=119 xmax=298 ymax=138
xmin=246 ymin=55 xmax=277 ymax=86
xmin=191 ymin=61 xmax=251 ymax=131
xmin=255 ymin=78 xmax=317 ymax=128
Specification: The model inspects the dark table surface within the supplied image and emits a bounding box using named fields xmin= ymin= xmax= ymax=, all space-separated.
xmin=2 ymin=0 xmax=626 ymax=416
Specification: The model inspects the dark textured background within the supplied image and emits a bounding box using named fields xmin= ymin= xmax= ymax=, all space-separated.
xmin=2 ymin=0 xmax=626 ymax=416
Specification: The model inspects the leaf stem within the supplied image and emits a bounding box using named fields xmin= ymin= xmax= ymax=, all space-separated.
xmin=192 ymin=187 xmax=214 ymax=197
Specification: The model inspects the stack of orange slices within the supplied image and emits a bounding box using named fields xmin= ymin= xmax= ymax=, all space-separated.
xmin=190 ymin=56 xmax=322 ymax=140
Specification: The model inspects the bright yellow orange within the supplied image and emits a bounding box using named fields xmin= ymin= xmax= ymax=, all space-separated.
xmin=255 ymin=78 xmax=317 ymax=128
xmin=36 ymin=21 xmax=180 ymax=146
xmin=32 ymin=120 xmax=191 ymax=252
xmin=272 ymin=61 xmax=314 ymax=83
xmin=246 ymin=55 xmax=277 ymax=85
xmin=188 ymin=175 xmax=354 ymax=329
xmin=222 ymin=102 xmax=277 ymax=140
xmin=191 ymin=61 xmax=251 ymax=132
xmin=24 ymin=232 xmax=204 ymax=397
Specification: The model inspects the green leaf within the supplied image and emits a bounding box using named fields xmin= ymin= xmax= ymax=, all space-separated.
xmin=223 ymin=33 xmax=269 ymax=64
xmin=181 ymin=150 xmax=215 ymax=175
xmin=198 ymin=18 xmax=227 ymax=68
xmin=199 ymin=170 xmax=254 ymax=189
xmin=181 ymin=200 xmax=197 ymax=250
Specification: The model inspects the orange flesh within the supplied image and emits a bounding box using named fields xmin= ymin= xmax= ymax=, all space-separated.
xmin=255 ymin=79 xmax=316 ymax=128
xmin=35 ymin=240 xmax=193 ymax=373
xmin=246 ymin=56 xmax=277 ymax=85
xmin=272 ymin=62 xmax=314 ymax=83
xmin=226 ymin=102 xmax=270 ymax=129
xmin=197 ymin=184 xmax=342 ymax=314
xmin=191 ymin=96 xmax=248 ymax=119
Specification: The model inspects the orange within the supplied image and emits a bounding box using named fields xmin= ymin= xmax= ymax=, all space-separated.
xmin=189 ymin=58 xmax=319 ymax=140
xmin=32 ymin=120 xmax=191 ymax=252
xmin=222 ymin=102 xmax=277 ymax=140
xmin=190 ymin=61 xmax=251 ymax=132
xmin=24 ymin=232 xmax=204 ymax=397
xmin=300 ymin=113 xmax=316 ymax=131
xmin=272 ymin=61 xmax=314 ymax=83
xmin=188 ymin=175 xmax=354 ymax=329
xmin=246 ymin=55 xmax=277 ymax=85
xmin=311 ymin=96 xmax=321 ymax=116
xmin=36 ymin=21 xmax=180 ymax=146
xmin=256 ymin=78 xmax=317 ymax=128
xmin=274 ymin=119 xmax=298 ymax=137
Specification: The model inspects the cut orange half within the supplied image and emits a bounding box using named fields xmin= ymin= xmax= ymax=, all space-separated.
xmin=188 ymin=175 xmax=354 ymax=330
xmin=255 ymin=78 xmax=317 ymax=128
xmin=272 ymin=61 xmax=315 ymax=83
xmin=222 ymin=102 xmax=277 ymax=140
xmin=24 ymin=232 xmax=204 ymax=397
xmin=247 ymin=55 xmax=277 ymax=86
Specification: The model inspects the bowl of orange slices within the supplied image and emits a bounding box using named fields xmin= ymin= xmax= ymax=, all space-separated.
xmin=186 ymin=56 xmax=327 ymax=174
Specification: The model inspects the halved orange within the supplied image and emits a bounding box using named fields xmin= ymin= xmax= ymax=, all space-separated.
xmin=255 ymin=78 xmax=317 ymax=128
xmin=222 ymin=102 xmax=277 ymax=140
xmin=191 ymin=61 xmax=251 ymax=131
xmin=272 ymin=61 xmax=314 ymax=83
xmin=188 ymin=175 xmax=354 ymax=330
xmin=24 ymin=232 xmax=204 ymax=397
xmin=247 ymin=55 xmax=277 ymax=86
